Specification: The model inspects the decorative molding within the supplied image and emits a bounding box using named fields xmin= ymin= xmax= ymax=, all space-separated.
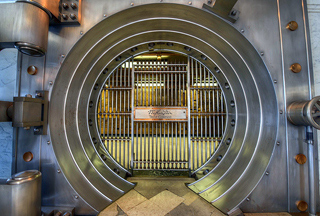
xmin=308 ymin=4 xmax=320 ymax=13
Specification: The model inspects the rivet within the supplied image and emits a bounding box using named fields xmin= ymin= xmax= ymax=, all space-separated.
xmin=203 ymin=169 xmax=209 ymax=175
xmin=49 ymin=81 xmax=53 ymax=85
xmin=74 ymin=195 xmax=79 ymax=199
xmin=201 ymin=55 xmax=207 ymax=60
xmin=240 ymin=29 xmax=245 ymax=33
xmin=23 ymin=152 xmax=33 ymax=162
xmin=266 ymin=171 xmax=269 ymax=175
xmin=286 ymin=21 xmax=298 ymax=31
xmin=226 ymin=138 xmax=231 ymax=145
xmin=166 ymin=42 xmax=173 ymax=47
xmin=62 ymin=14 xmax=68 ymax=20
xmin=290 ymin=63 xmax=302 ymax=73
xmin=296 ymin=200 xmax=308 ymax=212
xmin=80 ymin=31 xmax=83 ymax=35
xmin=231 ymin=10 xmax=237 ymax=16
xmin=230 ymin=100 xmax=235 ymax=107
xmin=89 ymin=101 xmax=94 ymax=108
xmin=217 ymin=155 xmax=223 ymax=161
xmin=27 ymin=66 xmax=38 ymax=75
xmin=61 ymin=54 xmax=65 ymax=58
xmin=225 ymin=83 xmax=230 ymax=89
xmin=103 ymin=14 xmax=107 ymax=17
xmin=101 ymin=154 xmax=107 ymax=161
xmin=89 ymin=119 xmax=93 ymax=126
xmin=102 ymin=68 xmax=108 ymax=74
xmin=184 ymin=46 xmax=191 ymax=52
xmin=92 ymin=137 xmax=98 ymax=144
xmin=274 ymin=80 xmax=277 ymax=84
xmin=47 ymin=141 xmax=51 ymax=145
xmin=131 ymin=2 xmax=134 ymax=6
xmin=131 ymin=47 xmax=138 ymax=52
xmin=34 ymin=128 xmax=40 ymax=133
xmin=62 ymin=3 xmax=69 ymax=9
xmin=57 ymin=169 xmax=61 ymax=173
xmin=231 ymin=119 xmax=235 ymax=126
xmin=115 ymin=56 xmax=121 ymax=61
xmin=295 ymin=154 xmax=307 ymax=165
xmin=70 ymin=3 xmax=77 ymax=9
xmin=279 ymin=110 xmax=283 ymax=114
xmin=36 ymin=92 xmax=42 ymax=97
xmin=70 ymin=14 xmax=77 ymax=20
xmin=260 ymin=52 xmax=264 ymax=56
xmin=214 ymin=67 xmax=220 ymax=73
xmin=276 ymin=141 xmax=280 ymax=146
xmin=24 ymin=127 xmax=30 ymax=130
xmin=189 ymin=1 xmax=192 ymax=5
xmin=246 ymin=197 xmax=250 ymax=201
xmin=26 ymin=94 xmax=32 ymax=98
xmin=94 ymin=83 xmax=99 ymax=90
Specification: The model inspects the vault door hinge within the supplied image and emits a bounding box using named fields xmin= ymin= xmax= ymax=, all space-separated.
xmin=12 ymin=91 xmax=49 ymax=135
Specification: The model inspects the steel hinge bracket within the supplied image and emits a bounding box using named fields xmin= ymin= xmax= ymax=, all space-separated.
xmin=12 ymin=91 xmax=48 ymax=135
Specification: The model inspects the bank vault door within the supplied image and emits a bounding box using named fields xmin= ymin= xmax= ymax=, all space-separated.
xmin=98 ymin=55 xmax=226 ymax=172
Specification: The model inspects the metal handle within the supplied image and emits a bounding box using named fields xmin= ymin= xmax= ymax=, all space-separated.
xmin=287 ymin=96 xmax=320 ymax=130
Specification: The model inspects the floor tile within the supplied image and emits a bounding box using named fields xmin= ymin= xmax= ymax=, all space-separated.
xmin=126 ymin=200 xmax=165 ymax=216
xmin=182 ymin=191 xmax=200 ymax=206
xmin=116 ymin=189 xmax=148 ymax=212
xmin=99 ymin=202 xmax=118 ymax=216
xmin=149 ymin=190 xmax=185 ymax=214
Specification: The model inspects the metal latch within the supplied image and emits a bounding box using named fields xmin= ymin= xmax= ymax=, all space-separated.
xmin=12 ymin=91 xmax=48 ymax=135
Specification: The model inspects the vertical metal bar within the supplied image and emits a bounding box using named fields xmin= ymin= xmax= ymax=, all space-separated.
xmin=209 ymin=78 xmax=212 ymax=155
xmin=140 ymin=122 xmax=142 ymax=169
xmin=144 ymin=122 xmax=147 ymax=169
xmin=200 ymin=64 xmax=203 ymax=165
xmin=156 ymin=122 xmax=158 ymax=169
xmin=187 ymin=56 xmax=191 ymax=171
xmin=167 ymin=121 xmax=170 ymax=169
xmin=171 ymin=122 xmax=173 ymax=169
xmin=160 ymin=122 xmax=162 ymax=169
xmin=175 ymin=60 xmax=177 ymax=106
xmin=160 ymin=71 xmax=162 ymax=106
xmin=131 ymin=58 xmax=135 ymax=170
xmin=217 ymin=89 xmax=220 ymax=138
xmin=213 ymin=82 xmax=216 ymax=151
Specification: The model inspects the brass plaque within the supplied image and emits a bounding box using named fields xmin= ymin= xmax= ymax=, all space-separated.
xmin=134 ymin=107 xmax=188 ymax=121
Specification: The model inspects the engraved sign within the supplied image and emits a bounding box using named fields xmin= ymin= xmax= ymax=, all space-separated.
xmin=134 ymin=107 xmax=188 ymax=121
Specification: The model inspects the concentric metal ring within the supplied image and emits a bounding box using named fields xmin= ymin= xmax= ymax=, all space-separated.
xmin=49 ymin=3 xmax=278 ymax=212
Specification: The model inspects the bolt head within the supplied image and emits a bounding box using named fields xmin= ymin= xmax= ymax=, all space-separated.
xmin=74 ymin=195 xmax=79 ymax=199
xmin=47 ymin=141 xmax=51 ymax=145
xmin=189 ymin=2 xmax=192 ymax=5
xmin=49 ymin=81 xmax=53 ymax=85
xmin=57 ymin=169 xmax=61 ymax=173
xmin=240 ymin=29 xmax=245 ymax=33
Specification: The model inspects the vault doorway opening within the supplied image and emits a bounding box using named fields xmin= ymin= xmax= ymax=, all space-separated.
xmin=97 ymin=52 xmax=227 ymax=175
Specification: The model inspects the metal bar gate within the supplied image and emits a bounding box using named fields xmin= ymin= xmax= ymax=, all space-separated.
xmin=97 ymin=56 xmax=226 ymax=172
